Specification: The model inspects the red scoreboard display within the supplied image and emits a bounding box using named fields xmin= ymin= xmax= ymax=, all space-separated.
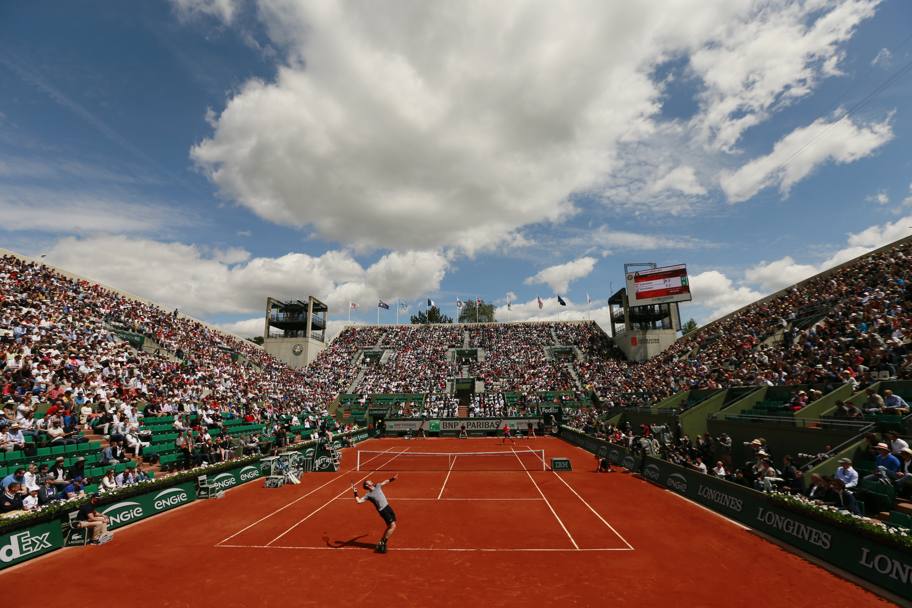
xmin=625 ymin=264 xmax=692 ymax=307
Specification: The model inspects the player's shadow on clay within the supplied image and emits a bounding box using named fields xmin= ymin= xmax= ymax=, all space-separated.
xmin=323 ymin=534 xmax=375 ymax=549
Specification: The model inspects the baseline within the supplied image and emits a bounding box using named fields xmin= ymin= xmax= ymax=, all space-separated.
xmin=215 ymin=447 xmax=393 ymax=546
xmin=526 ymin=446 xmax=635 ymax=551
xmin=511 ymin=448 xmax=579 ymax=550
xmin=265 ymin=448 xmax=410 ymax=546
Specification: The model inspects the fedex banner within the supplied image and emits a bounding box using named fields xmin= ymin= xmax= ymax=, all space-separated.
xmin=0 ymin=521 xmax=62 ymax=569
xmin=626 ymin=264 xmax=692 ymax=307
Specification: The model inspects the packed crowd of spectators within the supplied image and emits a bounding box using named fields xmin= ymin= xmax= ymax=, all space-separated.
xmin=591 ymin=239 xmax=912 ymax=406
xmin=3 ymin=234 xmax=910 ymax=439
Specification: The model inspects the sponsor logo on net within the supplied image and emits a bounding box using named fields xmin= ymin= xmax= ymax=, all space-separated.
xmin=239 ymin=466 xmax=260 ymax=481
xmin=0 ymin=530 xmax=52 ymax=563
xmin=665 ymin=473 xmax=688 ymax=494
xmin=859 ymin=548 xmax=912 ymax=585
xmin=153 ymin=487 xmax=191 ymax=511
xmin=696 ymin=484 xmax=743 ymax=513
xmin=314 ymin=456 xmax=334 ymax=471
xmin=210 ymin=473 xmax=238 ymax=491
xmin=643 ymin=463 xmax=661 ymax=482
xmin=102 ymin=501 xmax=144 ymax=526
xmin=754 ymin=507 xmax=831 ymax=549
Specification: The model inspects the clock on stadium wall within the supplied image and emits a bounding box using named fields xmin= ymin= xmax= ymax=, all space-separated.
xmin=292 ymin=344 xmax=304 ymax=356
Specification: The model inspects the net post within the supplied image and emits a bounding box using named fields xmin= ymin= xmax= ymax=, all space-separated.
xmin=541 ymin=450 xmax=546 ymax=471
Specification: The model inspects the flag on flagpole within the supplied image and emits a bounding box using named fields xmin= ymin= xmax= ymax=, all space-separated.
xmin=456 ymin=298 xmax=463 ymax=309
xmin=427 ymin=298 xmax=436 ymax=308
xmin=537 ymin=296 xmax=543 ymax=310
xmin=400 ymin=300 xmax=409 ymax=311
xmin=586 ymin=292 xmax=592 ymax=305
xmin=507 ymin=298 xmax=512 ymax=311
xmin=378 ymin=299 xmax=390 ymax=310
xmin=557 ymin=295 xmax=567 ymax=306
xmin=350 ymin=302 xmax=359 ymax=310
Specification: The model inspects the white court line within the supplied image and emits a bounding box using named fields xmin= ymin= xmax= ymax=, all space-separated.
xmin=523 ymin=447 xmax=634 ymax=551
xmin=217 ymin=544 xmax=630 ymax=552
xmin=331 ymin=497 xmax=543 ymax=501
xmin=216 ymin=447 xmax=393 ymax=546
xmin=265 ymin=448 xmax=410 ymax=546
xmin=511 ymin=448 xmax=579 ymax=550
xmin=437 ymin=454 xmax=457 ymax=499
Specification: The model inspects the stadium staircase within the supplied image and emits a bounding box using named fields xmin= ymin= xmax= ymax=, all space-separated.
xmin=348 ymin=368 xmax=367 ymax=392
xmin=550 ymin=326 xmax=559 ymax=344
xmin=462 ymin=330 xmax=470 ymax=348
xmin=565 ymin=364 xmax=584 ymax=390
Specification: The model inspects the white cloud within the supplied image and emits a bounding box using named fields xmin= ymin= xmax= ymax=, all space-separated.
xmin=871 ymin=47 xmax=892 ymax=67
xmin=214 ymin=315 xmax=349 ymax=341
xmin=213 ymin=317 xmax=264 ymax=338
xmin=0 ymin=193 xmax=185 ymax=234
xmin=171 ymin=0 xmax=238 ymax=23
xmin=690 ymin=0 xmax=880 ymax=151
xmin=496 ymin=297 xmax=614 ymax=334
xmin=866 ymin=190 xmax=889 ymax=205
xmin=585 ymin=226 xmax=709 ymax=253
xmin=525 ymin=257 xmax=596 ymax=294
xmin=365 ymin=251 xmax=448 ymax=299
xmin=843 ymin=214 xmax=912 ymax=250
xmin=719 ymin=114 xmax=893 ymax=203
xmin=44 ymin=235 xmax=448 ymax=317
xmin=741 ymin=215 xmax=912 ymax=292
xmin=744 ymin=256 xmax=818 ymax=291
xmin=185 ymin=1 xmax=877 ymax=251
xmin=689 ymin=270 xmax=764 ymax=320
xmin=645 ymin=165 xmax=706 ymax=196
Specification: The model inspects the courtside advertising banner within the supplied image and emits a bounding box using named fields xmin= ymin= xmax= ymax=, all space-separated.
xmin=384 ymin=418 xmax=542 ymax=433
xmin=560 ymin=427 xmax=912 ymax=599
xmin=204 ymin=464 xmax=265 ymax=494
xmin=0 ymin=520 xmax=62 ymax=569
xmin=640 ymin=457 xmax=912 ymax=600
xmin=66 ymin=480 xmax=197 ymax=543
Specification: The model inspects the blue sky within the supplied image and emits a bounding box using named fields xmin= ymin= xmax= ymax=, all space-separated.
xmin=1 ymin=0 xmax=911 ymax=338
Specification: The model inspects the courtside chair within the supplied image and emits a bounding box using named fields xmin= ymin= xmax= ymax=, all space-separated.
xmin=64 ymin=511 xmax=89 ymax=546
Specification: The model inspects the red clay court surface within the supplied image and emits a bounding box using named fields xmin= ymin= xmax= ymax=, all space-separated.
xmin=3 ymin=437 xmax=896 ymax=607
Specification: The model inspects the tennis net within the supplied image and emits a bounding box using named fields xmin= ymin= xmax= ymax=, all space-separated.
xmin=356 ymin=449 xmax=546 ymax=471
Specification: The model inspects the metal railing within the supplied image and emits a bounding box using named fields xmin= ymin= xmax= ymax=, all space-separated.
xmin=710 ymin=412 xmax=872 ymax=432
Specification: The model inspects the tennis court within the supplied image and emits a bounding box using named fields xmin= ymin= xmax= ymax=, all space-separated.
xmin=3 ymin=437 xmax=893 ymax=607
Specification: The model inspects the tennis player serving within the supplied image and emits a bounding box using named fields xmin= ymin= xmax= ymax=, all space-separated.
xmin=353 ymin=474 xmax=398 ymax=553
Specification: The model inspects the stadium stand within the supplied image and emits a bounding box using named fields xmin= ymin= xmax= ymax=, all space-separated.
xmin=2 ymin=235 xmax=910 ymax=531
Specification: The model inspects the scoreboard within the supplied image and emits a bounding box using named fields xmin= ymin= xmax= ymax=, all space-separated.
xmin=625 ymin=264 xmax=692 ymax=307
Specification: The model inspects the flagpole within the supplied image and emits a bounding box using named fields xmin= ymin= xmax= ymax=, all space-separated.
xmin=377 ymin=303 xmax=380 ymax=326
xmin=396 ymin=299 xmax=400 ymax=325
xmin=348 ymin=303 xmax=351 ymax=323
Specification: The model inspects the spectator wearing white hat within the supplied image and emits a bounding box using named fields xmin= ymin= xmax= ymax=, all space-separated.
xmin=864 ymin=443 xmax=901 ymax=481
